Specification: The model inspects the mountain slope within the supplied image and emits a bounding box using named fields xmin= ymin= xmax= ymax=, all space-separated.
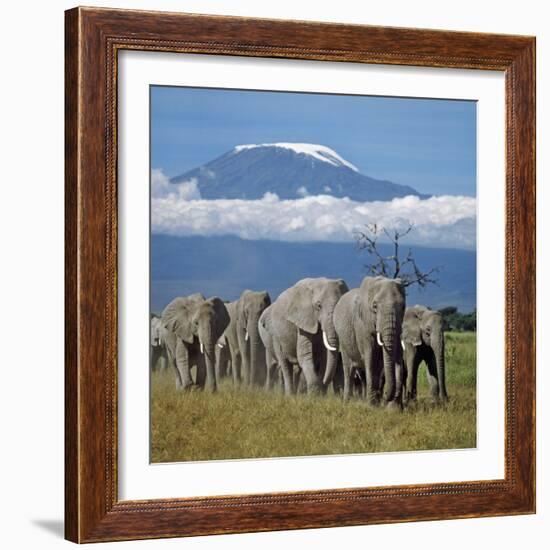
xmin=151 ymin=234 xmax=476 ymax=313
xmin=171 ymin=143 xmax=428 ymax=201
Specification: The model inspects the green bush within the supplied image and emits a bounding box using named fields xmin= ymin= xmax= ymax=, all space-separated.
xmin=439 ymin=307 xmax=476 ymax=332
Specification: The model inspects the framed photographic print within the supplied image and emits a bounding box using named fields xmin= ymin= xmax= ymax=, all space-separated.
xmin=65 ymin=7 xmax=536 ymax=543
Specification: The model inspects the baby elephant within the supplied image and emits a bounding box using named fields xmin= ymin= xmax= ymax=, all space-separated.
xmin=401 ymin=305 xmax=448 ymax=403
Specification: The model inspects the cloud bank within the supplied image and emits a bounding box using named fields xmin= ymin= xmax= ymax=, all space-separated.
xmin=152 ymin=168 xmax=201 ymax=200
xmin=151 ymin=170 xmax=476 ymax=250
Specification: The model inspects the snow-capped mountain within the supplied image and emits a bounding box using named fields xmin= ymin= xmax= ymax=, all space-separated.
xmin=171 ymin=143 xmax=427 ymax=201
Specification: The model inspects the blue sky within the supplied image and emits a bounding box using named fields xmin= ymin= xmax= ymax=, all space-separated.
xmin=151 ymin=85 xmax=476 ymax=197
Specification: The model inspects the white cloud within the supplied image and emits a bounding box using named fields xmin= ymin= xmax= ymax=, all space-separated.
xmin=151 ymin=168 xmax=201 ymax=200
xmin=296 ymin=186 xmax=309 ymax=197
xmin=151 ymin=181 xmax=476 ymax=249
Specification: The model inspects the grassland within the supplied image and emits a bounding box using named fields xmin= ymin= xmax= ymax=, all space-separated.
xmin=151 ymin=331 xmax=476 ymax=463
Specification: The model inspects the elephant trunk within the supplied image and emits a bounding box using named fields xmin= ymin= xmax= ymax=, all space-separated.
xmin=379 ymin=308 xmax=397 ymax=403
xmin=199 ymin=325 xmax=217 ymax=393
xmin=433 ymin=333 xmax=448 ymax=401
xmin=322 ymin=316 xmax=339 ymax=350
xmin=247 ymin=316 xmax=264 ymax=386
xmin=323 ymin=349 xmax=339 ymax=387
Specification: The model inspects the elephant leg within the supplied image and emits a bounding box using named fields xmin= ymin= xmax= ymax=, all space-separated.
xmin=151 ymin=347 xmax=160 ymax=371
xmin=158 ymin=351 xmax=167 ymax=372
xmin=280 ymin=359 xmax=294 ymax=396
xmin=425 ymin=352 xmax=440 ymax=400
xmin=394 ymin=346 xmax=405 ymax=404
xmin=230 ymin=348 xmax=241 ymax=387
xmin=331 ymin=355 xmax=344 ymax=396
xmin=174 ymin=340 xmax=193 ymax=389
xmin=363 ymin=343 xmax=379 ymax=405
xmin=264 ymin=365 xmax=271 ymax=391
xmin=406 ymin=351 xmax=421 ymax=401
xmin=297 ymin=371 xmax=307 ymax=394
xmin=237 ymin=330 xmax=251 ymax=386
xmin=377 ymin=369 xmax=385 ymax=398
xmin=242 ymin=360 xmax=250 ymax=386
xmin=296 ymin=331 xmax=321 ymax=394
xmin=265 ymin=349 xmax=278 ymax=391
xmin=342 ymin=353 xmax=353 ymax=401
xmin=353 ymin=368 xmax=365 ymax=398
xmin=164 ymin=345 xmax=176 ymax=378
xmin=195 ymin=355 xmax=207 ymax=389
xmin=292 ymin=365 xmax=301 ymax=392
xmin=264 ymin=352 xmax=272 ymax=390
xmin=166 ymin=346 xmax=182 ymax=388
xmin=224 ymin=347 xmax=231 ymax=378
xmin=215 ymin=346 xmax=222 ymax=382
xmin=395 ymin=361 xmax=404 ymax=403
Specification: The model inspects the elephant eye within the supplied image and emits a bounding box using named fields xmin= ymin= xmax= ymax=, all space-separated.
xmin=315 ymin=301 xmax=322 ymax=310
xmin=372 ymin=302 xmax=377 ymax=312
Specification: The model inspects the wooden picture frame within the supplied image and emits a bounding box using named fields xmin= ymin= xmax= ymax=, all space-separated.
xmin=65 ymin=6 xmax=536 ymax=543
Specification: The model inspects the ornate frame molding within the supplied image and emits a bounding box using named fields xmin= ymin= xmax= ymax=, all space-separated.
xmin=65 ymin=7 xmax=535 ymax=542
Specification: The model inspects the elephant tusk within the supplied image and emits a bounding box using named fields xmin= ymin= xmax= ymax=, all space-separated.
xmin=245 ymin=331 xmax=249 ymax=341
xmin=322 ymin=330 xmax=337 ymax=352
xmin=376 ymin=332 xmax=384 ymax=347
xmin=217 ymin=343 xmax=224 ymax=348
xmin=199 ymin=341 xmax=204 ymax=354
xmin=401 ymin=339 xmax=405 ymax=351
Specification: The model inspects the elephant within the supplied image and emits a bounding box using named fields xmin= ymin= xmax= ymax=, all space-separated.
xmin=401 ymin=305 xmax=448 ymax=403
xmin=220 ymin=291 xmax=271 ymax=388
xmin=331 ymin=276 xmax=406 ymax=408
xmin=261 ymin=277 xmax=348 ymax=395
xmin=161 ymin=293 xmax=230 ymax=392
xmin=236 ymin=290 xmax=271 ymax=386
xmin=150 ymin=314 xmax=168 ymax=371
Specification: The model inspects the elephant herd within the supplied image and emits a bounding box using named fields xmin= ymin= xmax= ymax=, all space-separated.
xmin=151 ymin=276 xmax=449 ymax=408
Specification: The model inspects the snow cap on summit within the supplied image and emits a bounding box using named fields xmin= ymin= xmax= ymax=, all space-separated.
xmin=233 ymin=143 xmax=359 ymax=172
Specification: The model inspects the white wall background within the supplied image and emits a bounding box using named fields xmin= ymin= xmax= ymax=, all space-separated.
xmin=0 ymin=1 xmax=546 ymax=548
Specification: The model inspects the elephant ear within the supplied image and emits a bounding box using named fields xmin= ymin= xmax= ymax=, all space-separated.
xmin=413 ymin=305 xmax=428 ymax=319
xmin=236 ymin=292 xmax=248 ymax=326
xmin=286 ymin=283 xmax=318 ymax=334
xmin=356 ymin=277 xmax=378 ymax=322
xmin=259 ymin=305 xmax=271 ymax=332
xmin=402 ymin=306 xmax=425 ymax=345
xmin=335 ymin=278 xmax=349 ymax=295
xmin=261 ymin=290 xmax=272 ymax=306
xmin=393 ymin=277 xmax=406 ymax=298
xmin=209 ymin=297 xmax=231 ymax=338
xmin=162 ymin=297 xmax=196 ymax=344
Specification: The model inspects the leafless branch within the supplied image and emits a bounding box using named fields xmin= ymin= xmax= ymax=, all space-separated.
xmin=354 ymin=222 xmax=440 ymax=290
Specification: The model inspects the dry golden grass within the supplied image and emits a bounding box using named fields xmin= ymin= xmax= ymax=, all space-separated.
xmin=151 ymin=332 xmax=476 ymax=462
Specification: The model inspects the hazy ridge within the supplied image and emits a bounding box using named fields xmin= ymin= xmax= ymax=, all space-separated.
xmin=151 ymin=234 xmax=476 ymax=313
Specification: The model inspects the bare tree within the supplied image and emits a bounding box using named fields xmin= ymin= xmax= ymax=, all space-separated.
xmin=354 ymin=222 xmax=440 ymax=289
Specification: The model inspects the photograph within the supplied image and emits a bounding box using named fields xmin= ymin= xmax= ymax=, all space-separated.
xmin=149 ymin=85 xmax=478 ymax=463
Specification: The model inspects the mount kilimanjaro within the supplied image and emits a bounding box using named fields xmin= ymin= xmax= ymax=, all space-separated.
xmin=171 ymin=143 xmax=428 ymax=202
